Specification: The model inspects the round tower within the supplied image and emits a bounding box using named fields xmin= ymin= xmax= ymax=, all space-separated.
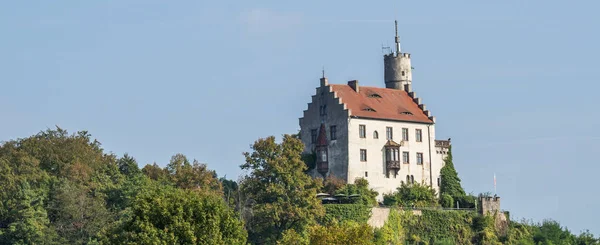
xmin=384 ymin=21 xmax=412 ymax=92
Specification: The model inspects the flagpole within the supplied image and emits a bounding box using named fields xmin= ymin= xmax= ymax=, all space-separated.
xmin=494 ymin=173 xmax=496 ymax=196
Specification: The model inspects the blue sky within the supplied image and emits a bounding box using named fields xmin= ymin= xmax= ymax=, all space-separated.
xmin=2 ymin=0 xmax=599 ymax=235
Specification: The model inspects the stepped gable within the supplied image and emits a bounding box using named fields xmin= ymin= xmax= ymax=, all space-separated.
xmin=329 ymin=84 xmax=433 ymax=124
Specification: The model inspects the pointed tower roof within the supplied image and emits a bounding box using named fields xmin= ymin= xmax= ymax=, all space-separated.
xmin=316 ymin=124 xmax=328 ymax=146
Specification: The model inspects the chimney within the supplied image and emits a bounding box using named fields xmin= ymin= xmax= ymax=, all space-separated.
xmin=348 ymin=80 xmax=359 ymax=93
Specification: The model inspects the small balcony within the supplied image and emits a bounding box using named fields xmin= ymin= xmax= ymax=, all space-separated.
xmin=317 ymin=161 xmax=329 ymax=173
xmin=386 ymin=160 xmax=401 ymax=170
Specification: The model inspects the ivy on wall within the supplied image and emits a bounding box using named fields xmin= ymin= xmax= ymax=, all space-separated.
xmin=321 ymin=204 xmax=371 ymax=224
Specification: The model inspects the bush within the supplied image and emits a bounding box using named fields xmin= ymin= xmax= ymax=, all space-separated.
xmin=383 ymin=183 xmax=438 ymax=207
xmin=440 ymin=194 xmax=454 ymax=208
xmin=321 ymin=204 xmax=371 ymax=224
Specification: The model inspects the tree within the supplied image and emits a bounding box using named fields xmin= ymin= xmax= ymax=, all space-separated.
xmin=575 ymin=230 xmax=599 ymax=245
xmin=335 ymin=178 xmax=378 ymax=206
xmin=99 ymin=183 xmax=247 ymax=245
xmin=383 ymin=183 xmax=438 ymax=207
xmin=322 ymin=175 xmax=346 ymax=195
xmin=141 ymin=163 xmax=168 ymax=181
xmin=240 ymin=135 xmax=324 ymax=244
xmin=47 ymin=179 xmax=111 ymax=244
xmin=117 ymin=154 xmax=141 ymax=178
xmin=439 ymin=146 xmax=465 ymax=201
xmin=166 ymin=153 xmax=222 ymax=193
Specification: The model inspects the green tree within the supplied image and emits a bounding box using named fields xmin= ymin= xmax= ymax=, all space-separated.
xmin=47 ymin=179 xmax=111 ymax=245
xmin=99 ymin=183 xmax=246 ymax=245
xmin=240 ymin=135 xmax=324 ymax=244
xmin=335 ymin=178 xmax=378 ymax=206
xmin=533 ymin=220 xmax=575 ymax=245
xmin=383 ymin=183 xmax=438 ymax=207
xmin=117 ymin=154 xmax=141 ymax=178
xmin=575 ymin=230 xmax=599 ymax=245
xmin=141 ymin=163 xmax=168 ymax=181
xmin=166 ymin=153 xmax=222 ymax=193
xmin=439 ymin=146 xmax=465 ymax=204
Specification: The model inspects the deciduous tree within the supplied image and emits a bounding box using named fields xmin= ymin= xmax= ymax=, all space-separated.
xmin=240 ymin=135 xmax=324 ymax=244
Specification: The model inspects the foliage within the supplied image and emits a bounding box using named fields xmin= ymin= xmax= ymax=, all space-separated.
xmin=99 ymin=183 xmax=246 ymax=245
xmin=440 ymin=194 xmax=454 ymax=208
xmin=301 ymin=152 xmax=316 ymax=172
xmin=439 ymin=146 xmax=465 ymax=204
xmin=307 ymin=221 xmax=374 ymax=245
xmin=575 ymin=230 xmax=600 ymax=245
xmin=165 ymin=153 xmax=222 ymax=193
xmin=383 ymin=183 xmax=438 ymax=208
xmin=455 ymin=194 xmax=477 ymax=209
xmin=401 ymin=209 xmax=477 ymax=244
xmin=374 ymin=209 xmax=405 ymax=245
xmin=47 ymin=179 xmax=112 ymax=244
xmin=532 ymin=219 xmax=576 ymax=245
xmin=277 ymin=229 xmax=309 ymax=245
xmin=0 ymin=128 xmax=248 ymax=244
xmin=321 ymin=175 xmax=346 ymax=195
xmin=321 ymin=204 xmax=371 ymax=224
xmin=335 ymin=178 xmax=378 ymax=206
xmin=240 ymin=134 xmax=324 ymax=244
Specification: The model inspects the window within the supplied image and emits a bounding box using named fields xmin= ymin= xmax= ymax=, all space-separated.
xmin=386 ymin=127 xmax=393 ymax=140
xmin=402 ymin=128 xmax=409 ymax=141
xmin=402 ymin=71 xmax=405 ymax=76
xmin=402 ymin=151 xmax=409 ymax=164
xmin=417 ymin=153 xmax=423 ymax=165
xmin=368 ymin=93 xmax=382 ymax=98
xmin=363 ymin=107 xmax=376 ymax=112
xmin=330 ymin=126 xmax=337 ymax=140
xmin=311 ymin=129 xmax=317 ymax=143
xmin=437 ymin=177 xmax=441 ymax=187
xmin=406 ymin=175 xmax=410 ymax=184
xmin=319 ymin=149 xmax=327 ymax=162
xmin=359 ymin=125 xmax=366 ymax=138
xmin=386 ymin=148 xmax=399 ymax=162
xmin=360 ymin=149 xmax=367 ymax=162
xmin=365 ymin=171 xmax=368 ymax=177
xmin=416 ymin=129 xmax=422 ymax=142
xmin=373 ymin=131 xmax=379 ymax=139
xmin=319 ymin=105 xmax=327 ymax=116
xmin=411 ymin=175 xmax=415 ymax=184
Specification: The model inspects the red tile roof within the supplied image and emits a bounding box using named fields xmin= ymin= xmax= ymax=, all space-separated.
xmin=330 ymin=84 xmax=433 ymax=124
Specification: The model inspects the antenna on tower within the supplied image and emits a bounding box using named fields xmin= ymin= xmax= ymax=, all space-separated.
xmin=322 ymin=66 xmax=325 ymax=78
xmin=394 ymin=20 xmax=401 ymax=55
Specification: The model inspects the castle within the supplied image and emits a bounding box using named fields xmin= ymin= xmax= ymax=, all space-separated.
xmin=299 ymin=22 xmax=450 ymax=200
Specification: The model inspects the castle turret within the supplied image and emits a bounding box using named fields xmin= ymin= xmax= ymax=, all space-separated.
xmin=384 ymin=20 xmax=412 ymax=92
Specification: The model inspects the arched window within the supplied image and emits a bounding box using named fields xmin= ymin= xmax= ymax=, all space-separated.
xmin=410 ymin=175 xmax=415 ymax=184
xmin=402 ymin=71 xmax=405 ymax=76
xmin=406 ymin=175 xmax=410 ymax=184
xmin=373 ymin=131 xmax=379 ymax=139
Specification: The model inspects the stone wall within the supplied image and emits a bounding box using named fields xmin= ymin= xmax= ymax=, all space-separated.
xmin=479 ymin=196 xmax=501 ymax=216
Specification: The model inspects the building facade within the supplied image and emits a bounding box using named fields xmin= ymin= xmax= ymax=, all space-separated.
xmin=299 ymin=22 xmax=450 ymax=200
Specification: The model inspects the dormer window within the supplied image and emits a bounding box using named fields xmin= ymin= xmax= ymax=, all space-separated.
xmin=368 ymin=93 xmax=382 ymax=98
xmin=401 ymin=111 xmax=413 ymax=115
xmin=363 ymin=107 xmax=376 ymax=112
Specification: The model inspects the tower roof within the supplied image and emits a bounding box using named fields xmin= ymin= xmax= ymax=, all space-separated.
xmin=330 ymin=84 xmax=433 ymax=124
xmin=316 ymin=123 xmax=328 ymax=146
